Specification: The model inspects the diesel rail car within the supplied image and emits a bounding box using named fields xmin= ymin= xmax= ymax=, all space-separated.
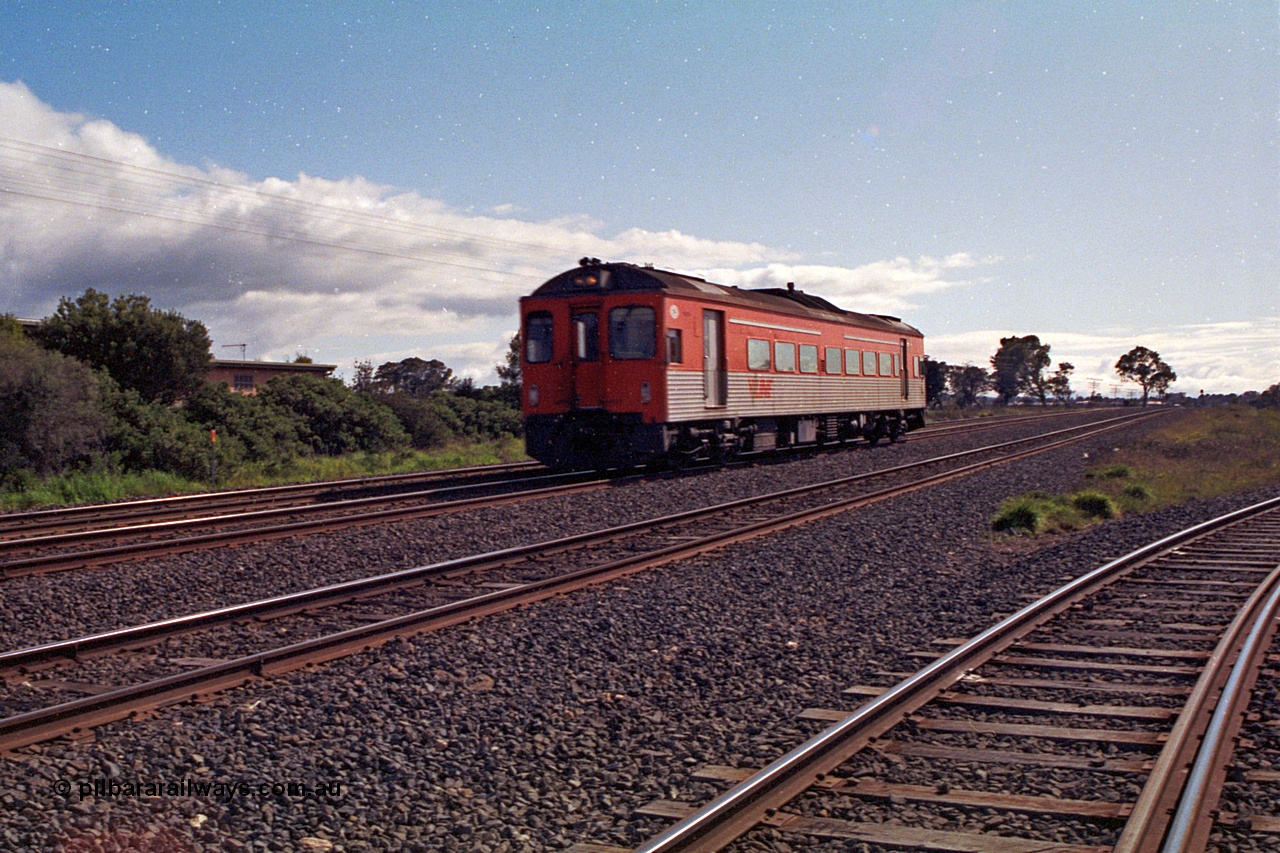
xmin=520 ymin=260 xmax=926 ymax=469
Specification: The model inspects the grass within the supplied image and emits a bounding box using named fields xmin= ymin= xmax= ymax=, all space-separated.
xmin=0 ymin=437 xmax=530 ymax=511
xmin=992 ymin=405 xmax=1280 ymax=536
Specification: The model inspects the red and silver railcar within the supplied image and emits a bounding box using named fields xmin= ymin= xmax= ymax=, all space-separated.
xmin=520 ymin=261 xmax=926 ymax=469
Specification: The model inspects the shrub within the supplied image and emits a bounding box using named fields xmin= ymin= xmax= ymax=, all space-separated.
xmin=0 ymin=335 xmax=108 ymax=475
xmin=257 ymin=375 xmax=408 ymax=455
xmin=1098 ymin=463 xmax=1132 ymax=478
xmin=1072 ymin=491 xmax=1116 ymax=519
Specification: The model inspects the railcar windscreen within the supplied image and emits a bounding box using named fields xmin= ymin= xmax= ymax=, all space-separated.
xmin=608 ymin=306 xmax=656 ymax=359
xmin=526 ymin=312 xmax=554 ymax=363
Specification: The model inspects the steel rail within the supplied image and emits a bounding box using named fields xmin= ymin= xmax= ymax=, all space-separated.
xmin=1102 ymin=559 xmax=1280 ymax=853
xmin=1161 ymin=573 xmax=1280 ymax=852
xmin=0 ymin=412 xmax=1157 ymax=751
xmin=0 ymin=412 xmax=1156 ymax=674
xmin=630 ymin=495 xmax=1280 ymax=853
xmin=0 ymin=474 xmax=617 ymax=578
xmin=0 ymin=460 xmax=543 ymax=529
xmin=0 ymin=411 xmax=1149 ymax=579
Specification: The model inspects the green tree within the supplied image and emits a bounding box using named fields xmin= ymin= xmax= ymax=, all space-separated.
xmin=496 ymin=332 xmax=522 ymax=406
xmin=0 ymin=333 xmax=107 ymax=478
xmin=1115 ymin=346 xmax=1177 ymax=406
xmin=1047 ymin=362 xmax=1075 ymax=404
xmin=948 ymin=364 xmax=991 ymax=409
xmin=923 ymin=357 xmax=949 ymax=408
xmin=34 ymin=289 xmax=212 ymax=403
xmin=990 ymin=335 xmax=1051 ymax=405
xmin=373 ymin=357 xmax=456 ymax=396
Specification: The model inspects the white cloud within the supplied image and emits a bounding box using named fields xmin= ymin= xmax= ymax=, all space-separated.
xmin=928 ymin=318 xmax=1280 ymax=396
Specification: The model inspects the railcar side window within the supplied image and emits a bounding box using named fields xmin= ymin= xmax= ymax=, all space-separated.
xmin=878 ymin=352 xmax=892 ymax=376
xmin=573 ymin=312 xmax=599 ymax=362
xmin=666 ymin=329 xmax=683 ymax=364
xmin=775 ymin=342 xmax=796 ymax=372
xmin=825 ymin=347 xmax=842 ymax=374
xmin=892 ymin=354 xmax=900 ymax=376
xmin=747 ymin=338 xmax=771 ymax=370
xmin=799 ymin=344 xmax=818 ymax=374
xmin=608 ymin=306 xmax=656 ymax=360
xmin=862 ymin=350 xmax=876 ymax=375
xmin=525 ymin=312 xmax=554 ymax=363
xmin=845 ymin=348 xmax=859 ymax=375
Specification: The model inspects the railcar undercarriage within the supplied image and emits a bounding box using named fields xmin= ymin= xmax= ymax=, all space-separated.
xmin=525 ymin=409 xmax=926 ymax=470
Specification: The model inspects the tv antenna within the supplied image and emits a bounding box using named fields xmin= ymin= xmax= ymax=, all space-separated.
xmin=221 ymin=344 xmax=247 ymax=360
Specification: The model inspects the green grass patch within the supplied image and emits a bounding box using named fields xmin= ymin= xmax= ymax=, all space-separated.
xmin=994 ymin=405 xmax=1280 ymax=538
xmin=0 ymin=437 xmax=530 ymax=510
xmin=991 ymin=489 xmax=1118 ymax=535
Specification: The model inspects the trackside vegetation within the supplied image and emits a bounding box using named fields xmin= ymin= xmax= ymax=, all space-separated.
xmin=991 ymin=406 xmax=1280 ymax=535
xmin=0 ymin=294 xmax=525 ymax=509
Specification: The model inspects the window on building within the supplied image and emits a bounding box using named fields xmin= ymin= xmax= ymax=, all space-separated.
xmin=799 ymin=344 xmax=818 ymax=374
xmin=233 ymin=373 xmax=255 ymax=391
xmin=774 ymin=342 xmax=796 ymax=372
xmin=608 ymin=306 xmax=656 ymax=359
xmin=525 ymin=312 xmax=554 ymax=363
xmin=666 ymin=329 xmax=683 ymax=364
xmin=747 ymin=338 xmax=771 ymax=370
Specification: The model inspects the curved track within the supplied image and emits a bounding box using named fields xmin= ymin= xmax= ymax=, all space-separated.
xmin=609 ymin=497 xmax=1280 ymax=853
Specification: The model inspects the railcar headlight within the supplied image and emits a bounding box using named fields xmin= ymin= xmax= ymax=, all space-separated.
xmin=640 ymin=381 xmax=651 ymax=404
xmin=529 ymin=384 xmax=539 ymax=406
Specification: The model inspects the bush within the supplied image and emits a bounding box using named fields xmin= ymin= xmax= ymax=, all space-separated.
xmin=1072 ymin=490 xmax=1116 ymax=519
xmin=257 ymin=375 xmax=408 ymax=455
xmin=0 ymin=335 xmax=108 ymax=476
xmin=182 ymin=383 xmax=309 ymax=465
xmin=1096 ymin=463 xmax=1132 ymax=478
xmin=99 ymin=378 xmax=213 ymax=480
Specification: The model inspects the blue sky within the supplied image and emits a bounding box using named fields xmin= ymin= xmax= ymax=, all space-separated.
xmin=2 ymin=1 xmax=1276 ymax=394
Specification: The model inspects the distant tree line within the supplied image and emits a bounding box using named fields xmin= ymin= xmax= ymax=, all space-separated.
xmin=0 ymin=289 xmax=522 ymax=490
xmin=924 ymin=336 xmax=1184 ymax=410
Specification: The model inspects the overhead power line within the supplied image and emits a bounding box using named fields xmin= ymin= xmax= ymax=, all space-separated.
xmin=0 ymin=136 xmax=582 ymax=279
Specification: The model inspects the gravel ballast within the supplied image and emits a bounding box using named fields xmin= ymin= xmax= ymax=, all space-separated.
xmin=3 ymin=413 xmax=1278 ymax=852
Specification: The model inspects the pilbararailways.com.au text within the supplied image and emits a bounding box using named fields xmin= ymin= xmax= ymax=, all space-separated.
xmin=54 ymin=777 xmax=345 ymax=803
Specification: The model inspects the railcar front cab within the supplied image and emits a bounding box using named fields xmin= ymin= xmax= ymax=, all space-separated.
xmin=521 ymin=262 xmax=671 ymax=469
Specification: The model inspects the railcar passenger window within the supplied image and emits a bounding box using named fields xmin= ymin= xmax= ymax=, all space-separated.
xmin=747 ymin=338 xmax=771 ymax=370
xmin=845 ymin=348 xmax=859 ymax=375
xmin=799 ymin=345 xmax=818 ymax=373
xmin=862 ymin=351 xmax=876 ymax=375
xmin=525 ymin=312 xmax=554 ymax=363
xmin=608 ymin=306 xmax=656 ymax=359
xmin=573 ymin=312 xmax=599 ymax=362
xmin=667 ymin=329 xmax=683 ymax=364
xmin=893 ymin=354 xmax=900 ymax=376
xmin=775 ymin=342 xmax=796 ymax=372
xmin=825 ymin=347 xmax=842 ymax=374
xmin=878 ymin=352 xmax=892 ymax=376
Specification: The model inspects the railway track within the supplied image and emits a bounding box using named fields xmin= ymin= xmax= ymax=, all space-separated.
xmin=0 ymin=409 xmax=1157 ymax=753
xmin=0 ymin=408 xmax=1118 ymax=579
xmin=581 ymin=496 xmax=1280 ymax=853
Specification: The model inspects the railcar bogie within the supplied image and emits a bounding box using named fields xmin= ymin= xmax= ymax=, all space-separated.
xmin=520 ymin=261 xmax=926 ymax=469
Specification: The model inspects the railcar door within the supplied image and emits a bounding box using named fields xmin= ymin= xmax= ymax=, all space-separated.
xmin=900 ymin=338 xmax=910 ymax=400
xmin=703 ymin=309 xmax=726 ymax=407
xmin=570 ymin=308 xmax=604 ymax=409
